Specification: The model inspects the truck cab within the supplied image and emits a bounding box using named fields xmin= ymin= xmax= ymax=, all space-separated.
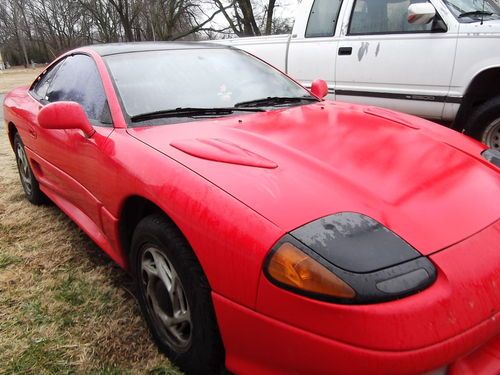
xmin=217 ymin=0 xmax=500 ymax=150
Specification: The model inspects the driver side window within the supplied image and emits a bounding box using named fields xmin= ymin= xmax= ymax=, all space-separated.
xmin=31 ymin=59 xmax=65 ymax=100
xmin=46 ymin=54 xmax=112 ymax=126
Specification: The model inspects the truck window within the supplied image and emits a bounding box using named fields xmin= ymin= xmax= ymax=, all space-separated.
xmin=349 ymin=0 xmax=442 ymax=35
xmin=305 ymin=0 xmax=343 ymax=38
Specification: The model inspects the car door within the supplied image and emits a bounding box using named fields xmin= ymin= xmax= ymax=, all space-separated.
xmin=24 ymin=58 xmax=70 ymax=196
xmin=286 ymin=0 xmax=344 ymax=93
xmin=335 ymin=0 xmax=458 ymax=120
xmin=30 ymin=54 xmax=114 ymax=227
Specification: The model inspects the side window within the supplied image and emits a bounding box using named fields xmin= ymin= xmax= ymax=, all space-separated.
xmin=349 ymin=0 xmax=444 ymax=35
xmin=305 ymin=0 xmax=343 ymax=38
xmin=46 ymin=54 xmax=110 ymax=125
xmin=31 ymin=59 xmax=65 ymax=100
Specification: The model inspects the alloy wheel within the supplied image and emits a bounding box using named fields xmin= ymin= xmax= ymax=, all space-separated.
xmin=16 ymin=142 xmax=33 ymax=196
xmin=141 ymin=246 xmax=192 ymax=351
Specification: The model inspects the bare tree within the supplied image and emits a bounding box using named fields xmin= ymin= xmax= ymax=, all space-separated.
xmin=264 ymin=0 xmax=276 ymax=35
xmin=79 ymin=0 xmax=122 ymax=43
xmin=0 ymin=0 xmax=30 ymax=66
xmin=0 ymin=0 xmax=294 ymax=66
xmin=105 ymin=0 xmax=142 ymax=41
xmin=213 ymin=0 xmax=290 ymax=37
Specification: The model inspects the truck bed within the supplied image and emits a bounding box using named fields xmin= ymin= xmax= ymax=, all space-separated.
xmin=210 ymin=34 xmax=291 ymax=73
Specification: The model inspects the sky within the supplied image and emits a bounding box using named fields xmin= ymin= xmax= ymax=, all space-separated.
xmin=273 ymin=0 xmax=301 ymax=19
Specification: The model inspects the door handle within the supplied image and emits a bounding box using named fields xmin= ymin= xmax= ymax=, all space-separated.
xmin=29 ymin=128 xmax=37 ymax=139
xmin=338 ymin=47 xmax=353 ymax=56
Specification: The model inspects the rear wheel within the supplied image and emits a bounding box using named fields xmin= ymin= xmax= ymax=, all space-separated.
xmin=13 ymin=133 xmax=46 ymax=205
xmin=131 ymin=214 xmax=225 ymax=374
xmin=467 ymin=97 xmax=500 ymax=150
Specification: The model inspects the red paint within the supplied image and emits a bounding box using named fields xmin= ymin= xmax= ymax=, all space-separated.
xmin=255 ymin=220 xmax=500 ymax=352
xmin=449 ymin=335 xmax=500 ymax=375
xmin=170 ymin=138 xmax=278 ymax=168
xmin=38 ymin=101 xmax=95 ymax=137
xmin=310 ymin=79 xmax=329 ymax=99
xmin=3 ymin=47 xmax=499 ymax=374
xmin=130 ymin=102 xmax=499 ymax=255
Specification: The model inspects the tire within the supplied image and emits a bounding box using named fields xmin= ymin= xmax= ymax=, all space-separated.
xmin=13 ymin=133 xmax=47 ymax=205
xmin=130 ymin=214 xmax=225 ymax=375
xmin=466 ymin=97 xmax=500 ymax=150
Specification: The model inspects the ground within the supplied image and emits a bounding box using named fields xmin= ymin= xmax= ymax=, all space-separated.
xmin=0 ymin=67 xmax=42 ymax=95
xmin=0 ymin=69 xmax=181 ymax=374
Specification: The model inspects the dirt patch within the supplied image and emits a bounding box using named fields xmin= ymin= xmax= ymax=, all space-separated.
xmin=1 ymin=77 xmax=180 ymax=374
xmin=0 ymin=67 xmax=44 ymax=94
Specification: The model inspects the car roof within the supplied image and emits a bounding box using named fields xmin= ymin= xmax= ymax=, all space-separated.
xmin=82 ymin=42 xmax=231 ymax=57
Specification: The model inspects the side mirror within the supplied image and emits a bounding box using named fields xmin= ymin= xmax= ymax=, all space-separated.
xmin=408 ymin=3 xmax=436 ymax=25
xmin=310 ymin=79 xmax=329 ymax=99
xmin=38 ymin=101 xmax=95 ymax=138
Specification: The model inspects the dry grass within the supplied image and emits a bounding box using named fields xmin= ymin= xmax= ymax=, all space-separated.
xmin=0 ymin=67 xmax=45 ymax=94
xmin=0 ymin=73 xmax=180 ymax=374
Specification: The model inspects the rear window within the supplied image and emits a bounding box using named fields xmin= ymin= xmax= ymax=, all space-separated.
xmin=305 ymin=0 xmax=343 ymax=38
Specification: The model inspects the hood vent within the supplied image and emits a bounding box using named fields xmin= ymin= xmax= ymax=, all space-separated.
xmin=364 ymin=107 xmax=420 ymax=129
xmin=171 ymin=138 xmax=278 ymax=169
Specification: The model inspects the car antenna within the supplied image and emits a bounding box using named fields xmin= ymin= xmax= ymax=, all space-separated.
xmin=481 ymin=0 xmax=485 ymax=25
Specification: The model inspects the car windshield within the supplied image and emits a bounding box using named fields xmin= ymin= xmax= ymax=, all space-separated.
xmin=104 ymin=48 xmax=315 ymax=120
xmin=443 ymin=0 xmax=500 ymax=21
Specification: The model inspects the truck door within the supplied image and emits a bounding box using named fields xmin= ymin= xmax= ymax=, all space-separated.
xmin=335 ymin=0 xmax=458 ymax=120
xmin=287 ymin=0 xmax=344 ymax=93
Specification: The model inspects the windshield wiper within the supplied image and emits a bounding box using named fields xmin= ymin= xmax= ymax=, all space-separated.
xmin=235 ymin=96 xmax=320 ymax=108
xmin=131 ymin=107 xmax=264 ymax=122
xmin=458 ymin=10 xmax=494 ymax=18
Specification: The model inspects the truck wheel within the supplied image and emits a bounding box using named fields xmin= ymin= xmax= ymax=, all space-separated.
xmin=130 ymin=214 xmax=225 ymax=375
xmin=467 ymin=97 xmax=500 ymax=150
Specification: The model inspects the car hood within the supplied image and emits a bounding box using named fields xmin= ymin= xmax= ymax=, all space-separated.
xmin=128 ymin=101 xmax=500 ymax=255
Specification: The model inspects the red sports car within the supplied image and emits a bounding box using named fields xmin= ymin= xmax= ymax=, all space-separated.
xmin=3 ymin=43 xmax=500 ymax=375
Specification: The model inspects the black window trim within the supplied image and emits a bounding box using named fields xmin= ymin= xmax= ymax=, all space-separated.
xmin=347 ymin=0 xmax=448 ymax=36
xmin=29 ymin=56 xmax=67 ymax=102
xmin=305 ymin=0 xmax=344 ymax=38
xmin=29 ymin=52 xmax=114 ymax=128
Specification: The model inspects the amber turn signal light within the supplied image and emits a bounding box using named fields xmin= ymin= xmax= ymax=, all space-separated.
xmin=266 ymin=242 xmax=356 ymax=299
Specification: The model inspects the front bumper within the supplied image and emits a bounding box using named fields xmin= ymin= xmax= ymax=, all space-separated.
xmin=213 ymin=294 xmax=499 ymax=375
xmin=213 ymin=220 xmax=500 ymax=374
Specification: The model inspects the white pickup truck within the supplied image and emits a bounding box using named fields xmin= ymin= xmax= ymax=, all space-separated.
xmin=216 ymin=0 xmax=500 ymax=150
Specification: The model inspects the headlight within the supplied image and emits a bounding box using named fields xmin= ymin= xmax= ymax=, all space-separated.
xmin=264 ymin=213 xmax=436 ymax=304
xmin=266 ymin=242 xmax=356 ymax=299
xmin=482 ymin=149 xmax=500 ymax=167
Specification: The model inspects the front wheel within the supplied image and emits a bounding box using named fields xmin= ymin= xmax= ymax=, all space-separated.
xmin=13 ymin=133 xmax=47 ymax=205
xmin=131 ymin=214 xmax=225 ymax=374
xmin=467 ymin=97 xmax=500 ymax=150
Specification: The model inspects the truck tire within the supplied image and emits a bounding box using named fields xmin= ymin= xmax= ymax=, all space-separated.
xmin=467 ymin=97 xmax=500 ymax=150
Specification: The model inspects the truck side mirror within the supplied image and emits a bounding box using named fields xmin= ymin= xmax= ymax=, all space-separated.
xmin=408 ymin=3 xmax=436 ymax=25
xmin=310 ymin=79 xmax=328 ymax=99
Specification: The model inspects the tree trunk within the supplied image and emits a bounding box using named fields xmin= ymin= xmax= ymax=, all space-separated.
xmin=265 ymin=0 xmax=276 ymax=35
xmin=237 ymin=0 xmax=261 ymax=36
